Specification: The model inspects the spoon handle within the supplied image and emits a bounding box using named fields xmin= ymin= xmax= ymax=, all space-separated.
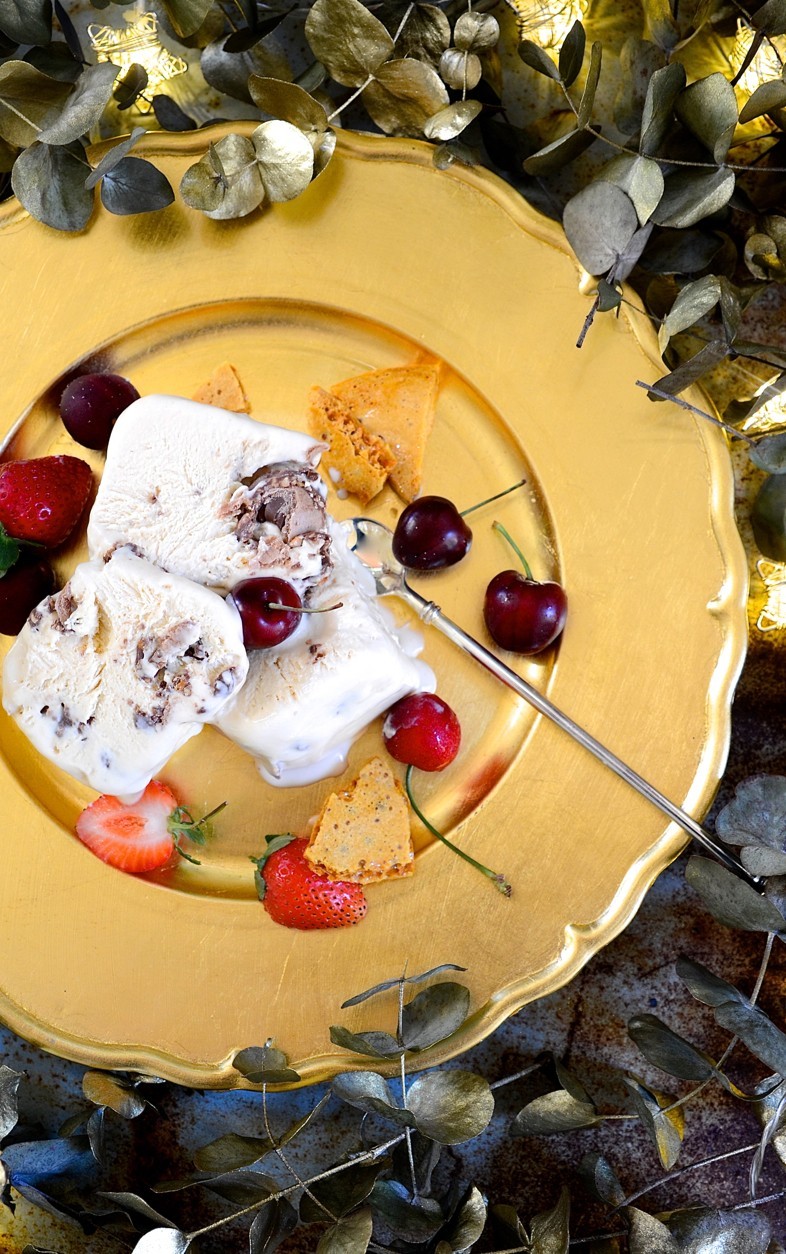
xmin=399 ymin=583 xmax=760 ymax=890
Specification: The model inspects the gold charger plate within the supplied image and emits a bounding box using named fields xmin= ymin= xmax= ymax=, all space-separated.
xmin=0 ymin=128 xmax=746 ymax=1088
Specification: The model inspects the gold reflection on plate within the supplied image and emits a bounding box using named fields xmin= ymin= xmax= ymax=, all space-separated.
xmin=0 ymin=130 xmax=747 ymax=1088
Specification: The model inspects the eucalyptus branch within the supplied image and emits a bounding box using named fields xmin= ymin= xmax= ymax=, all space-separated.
xmin=612 ymin=1140 xmax=762 ymax=1213
xmin=397 ymin=970 xmax=418 ymax=1200
xmin=261 ymin=1084 xmax=338 ymax=1223
xmin=634 ymin=380 xmax=757 ymax=446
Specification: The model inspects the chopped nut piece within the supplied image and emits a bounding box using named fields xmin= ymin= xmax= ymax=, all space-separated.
xmin=306 ymin=756 xmax=414 ymax=883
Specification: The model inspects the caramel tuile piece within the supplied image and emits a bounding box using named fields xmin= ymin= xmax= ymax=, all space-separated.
xmin=306 ymin=756 xmax=414 ymax=884
xmin=307 ymin=386 xmax=396 ymax=506
xmin=192 ymin=362 xmax=251 ymax=413
xmin=330 ymin=363 xmax=440 ymax=502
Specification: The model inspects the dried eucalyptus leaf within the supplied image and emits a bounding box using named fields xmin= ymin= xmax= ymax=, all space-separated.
xmin=576 ymin=40 xmax=601 ymax=128
xmin=329 ymin=1026 xmax=403 ymax=1057
xmin=223 ymin=6 xmax=295 ymax=52
xmin=301 ymin=1164 xmax=379 ymax=1223
xmin=85 ymin=126 xmax=144 ymax=189
xmin=131 ymin=1231 xmax=190 ymax=1254
xmin=0 ymin=59 xmax=71 ymax=147
xmin=407 ymin=1070 xmax=494 ymax=1144
xmin=628 ymin=1014 xmax=715 ymax=1080
xmin=666 ymin=1207 xmax=772 ymax=1250
xmin=193 ymin=1132 xmax=274 ymax=1173
xmin=368 ymin=1180 xmax=444 ymax=1240
xmin=38 ymin=63 xmax=117 ymax=145
xmin=659 ymin=274 xmax=721 ymax=350
xmin=675 ymin=956 xmax=745 ymax=1007
xmin=651 ymin=168 xmax=735 ymax=230
xmin=160 ymin=0 xmax=212 ymax=39
xmin=646 ymin=0 xmax=679 ymax=49
xmin=716 ymin=776 xmax=786 ymax=849
xmin=0 ymin=1066 xmax=21 ymax=1139
xmin=753 ymin=474 xmax=786 ymax=561
xmin=363 ymin=57 xmax=448 ymax=134
xmin=685 ymin=855 xmax=786 ymax=932
xmin=396 ymin=5 xmax=450 ymax=62
xmin=114 ymin=63 xmax=147 ymax=111
xmin=675 ymin=73 xmax=738 ymax=163
xmin=554 ymin=1059 xmax=592 ymax=1104
xmin=438 ymin=49 xmax=481 ymax=91
xmin=741 ymin=845 xmax=786 ymax=876
xmin=646 ymin=339 xmax=729 ymax=397
xmin=599 ymin=154 xmax=663 ymax=225
xmin=752 ymin=0 xmax=786 ymax=36
xmin=11 ymin=140 xmax=93 ymax=230
xmin=201 ymin=39 xmax=285 ymax=104
xmin=559 ymin=20 xmax=585 ymax=88
xmin=86 ymin=1107 xmax=106 ymax=1164
xmin=207 ymin=133 xmax=264 ymax=219
xmin=2 ymin=1136 xmax=94 ymax=1182
xmin=441 ymin=1186 xmax=486 ymax=1253
xmin=249 ymin=1197 xmax=298 ymax=1254
xmin=511 ymin=1089 xmax=600 ymax=1136
xmin=0 ymin=135 xmax=15 ymax=171
xmin=53 ymin=0 xmax=82 ymax=61
xmin=626 ymin=1208 xmax=679 ymax=1254
xmin=455 ymin=12 xmax=498 ymax=53
xmin=641 ymin=228 xmax=722 ymax=274
xmin=740 ymin=78 xmax=786 ymax=123
xmin=522 ymin=126 xmax=597 ymax=176
xmin=423 ymin=99 xmax=481 ymax=141
xmin=152 ymin=95 xmax=196 ymax=131
xmin=99 ymin=1191 xmax=181 ymax=1227
xmin=563 ymin=181 xmax=638 ymax=275
xmin=529 ymin=1187 xmax=570 ymax=1254
xmin=518 ymin=39 xmax=560 ymax=80
xmin=715 ymin=999 xmax=786 ymax=1076
xmin=316 ymin=1207 xmax=372 ymax=1254
xmin=341 ymin=965 xmax=466 ymax=1008
xmin=249 ymin=75 xmax=327 ymax=132
xmin=313 ymin=128 xmax=336 ymax=177
xmin=597 ymin=278 xmax=622 ymax=310
xmin=252 ymin=118 xmax=313 ymax=201
xmin=180 ymin=157 xmax=224 ymax=212
xmin=401 ymin=981 xmax=471 ymax=1051
xmin=304 ymin=0 xmax=393 ymax=87
xmin=233 ymin=1044 xmax=289 ymax=1075
xmin=640 ymin=61 xmax=687 ymax=156
xmin=332 ymin=1070 xmax=415 ymax=1124
xmin=578 ymin=1153 xmax=624 ymax=1206
xmin=83 ymin=1072 xmax=146 ymax=1118
xmin=0 ymin=0 xmax=51 ymax=46
xmin=623 ymin=1075 xmax=684 ymax=1169
xmin=745 ymin=232 xmax=785 ymax=281
xmin=100 ymin=157 xmax=174 ymax=215
xmin=614 ymin=37 xmax=666 ymax=136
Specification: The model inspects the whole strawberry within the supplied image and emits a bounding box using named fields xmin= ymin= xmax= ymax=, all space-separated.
xmin=0 ymin=455 xmax=93 ymax=549
xmin=252 ymin=835 xmax=367 ymax=930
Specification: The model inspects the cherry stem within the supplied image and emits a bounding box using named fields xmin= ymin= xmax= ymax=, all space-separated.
xmin=264 ymin=601 xmax=344 ymax=614
xmin=492 ymin=521 xmax=533 ymax=581
xmin=460 ymin=478 xmax=527 ymax=518
xmin=404 ymin=765 xmax=511 ymax=897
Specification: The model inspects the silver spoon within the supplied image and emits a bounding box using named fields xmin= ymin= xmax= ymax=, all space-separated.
xmin=348 ymin=517 xmax=761 ymax=890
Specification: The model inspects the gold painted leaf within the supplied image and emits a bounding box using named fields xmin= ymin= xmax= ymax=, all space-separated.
xmin=248 ymin=75 xmax=328 ymax=133
xmin=424 ymin=99 xmax=481 ymax=141
xmin=252 ymin=118 xmax=314 ymax=202
xmin=305 ymin=0 xmax=393 ymax=87
xmin=396 ymin=4 xmax=450 ymax=63
xmin=0 ymin=59 xmax=70 ymax=147
xmin=439 ymin=48 xmax=482 ymax=91
xmin=454 ymin=12 xmax=499 ymax=52
xmin=363 ymin=57 xmax=448 ymax=135
xmin=182 ymin=133 xmax=264 ymax=220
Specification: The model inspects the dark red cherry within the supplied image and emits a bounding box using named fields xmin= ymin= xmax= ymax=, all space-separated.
xmin=0 ymin=557 xmax=55 ymax=635
xmin=484 ymin=570 xmax=567 ymax=654
xmin=229 ymin=577 xmax=302 ymax=649
xmin=383 ymin=692 xmax=461 ymax=771
xmin=59 ymin=373 xmax=139 ymax=450
xmin=392 ymin=497 xmax=472 ymax=570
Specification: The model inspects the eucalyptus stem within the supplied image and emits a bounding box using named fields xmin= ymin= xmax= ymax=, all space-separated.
xmin=397 ymin=973 xmax=418 ymax=1200
xmin=492 ymin=521 xmax=533 ymax=580
xmin=261 ymin=1084 xmax=338 ymax=1223
xmin=404 ymin=765 xmax=512 ymax=896
xmin=634 ymin=380 xmax=757 ymax=446
xmin=460 ymin=478 xmax=527 ymax=518
xmin=613 ymin=1139 xmax=762 ymax=1213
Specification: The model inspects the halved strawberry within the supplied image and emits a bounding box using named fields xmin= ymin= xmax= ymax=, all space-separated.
xmin=0 ymin=455 xmax=93 ymax=549
xmin=75 ymin=782 xmax=225 ymax=874
xmin=252 ymin=836 xmax=367 ymax=930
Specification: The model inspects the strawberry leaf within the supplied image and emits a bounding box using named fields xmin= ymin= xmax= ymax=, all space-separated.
xmin=0 ymin=524 xmax=21 ymax=576
xmin=250 ymin=833 xmax=297 ymax=898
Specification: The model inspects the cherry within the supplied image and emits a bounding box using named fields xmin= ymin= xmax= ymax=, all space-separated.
xmin=383 ymin=692 xmax=461 ymax=771
xmin=392 ymin=479 xmax=526 ymax=572
xmin=484 ymin=522 xmax=567 ymax=655
xmin=59 ymin=373 xmax=139 ymax=450
xmin=0 ymin=557 xmax=55 ymax=635
xmin=229 ymin=577 xmax=303 ymax=649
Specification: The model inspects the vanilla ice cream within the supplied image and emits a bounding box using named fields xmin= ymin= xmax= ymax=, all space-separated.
xmin=3 ymin=547 xmax=248 ymax=797
xmin=217 ymin=521 xmax=434 ymax=786
xmin=87 ymin=396 xmax=332 ymax=594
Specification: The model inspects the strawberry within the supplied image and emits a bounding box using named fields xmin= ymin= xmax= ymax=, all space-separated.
xmin=0 ymin=455 xmax=93 ymax=549
xmin=252 ymin=836 xmax=367 ymax=930
xmin=75 ymin=781 xmax=226 ymax=874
